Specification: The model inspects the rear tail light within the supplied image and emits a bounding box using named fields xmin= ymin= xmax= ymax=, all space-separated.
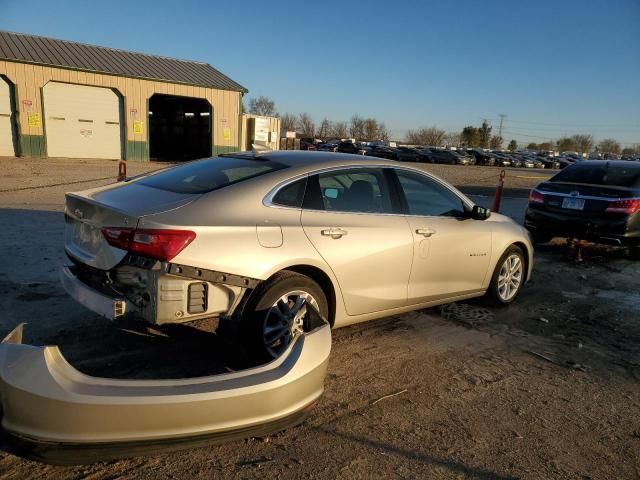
xmin=606 ymin=198 xmax=640 ymax=215
xmin=101 ymin=227 xmax=134 ymax=250
xmin=101 ymin=227 xmax=196 ymax=261
xmin=529 ymin=189 xmax=545 ymax=204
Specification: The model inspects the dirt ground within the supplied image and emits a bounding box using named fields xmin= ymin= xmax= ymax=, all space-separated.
xmin=0 ymin=157 xmax=638 ymax=479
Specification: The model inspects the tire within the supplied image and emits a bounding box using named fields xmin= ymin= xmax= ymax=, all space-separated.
xmin=240 ymin=271 xmax=328 ymax=361
xmin=629 ymin=246 xmax=640 ymax=261
xmin=529 ymin=231 xmax=553 ymax=244
xmin=485 ymin=245 xmax=526 ymax=306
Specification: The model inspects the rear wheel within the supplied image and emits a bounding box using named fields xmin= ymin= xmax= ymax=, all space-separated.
xmin=485 ymin=246 xmax=525 ymax=305
xmin=241 ymin=271 xmax=328 ymax=361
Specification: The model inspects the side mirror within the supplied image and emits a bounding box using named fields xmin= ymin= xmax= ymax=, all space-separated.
xmin=470 ymin=205 xmax=491 ymax=220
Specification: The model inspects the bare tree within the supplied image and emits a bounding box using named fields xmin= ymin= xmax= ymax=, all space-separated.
xmin=317 ymin=118 xmax=331 ymax=139
xmin=248 ymin=96 xmax=277 ymax=116
xmin=570 ymin=134 xmax=594 ymax=154
xmin=405 ymin=127 xmax=445 ymax=146
xmin=377 ymin=123 xmax=390 ymax=142
xmin=556 ymin=137 xmax=576 ymax=152
xmin=280 ymin=113 xmax=297 ymax=134
xmin=297 ymin=113 xmax=316 ymax=138
xmin=417 ymin=127 xmax=447 ymax=146
xmin=363 ymin=118 xmax=379 ymax=141
xmin=445 ymin=132 xmax=462 ymax=147
xmin=597 ymin=138 xmax=621 ymax=155
xmin=349 ymin=115 xmax=365 ymax=140
xmin=329 ymin=121 xmax=348 ymax=139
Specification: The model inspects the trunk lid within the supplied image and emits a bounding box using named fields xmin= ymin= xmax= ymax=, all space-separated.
xmin=65 ymin=183 xmax=199 ymax=270
xmin=536 ymin=181 xmax=637 ymax=219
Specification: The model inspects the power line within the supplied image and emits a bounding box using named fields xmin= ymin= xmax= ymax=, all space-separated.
xmin=484 ymin=117 xmax=639 ymax=128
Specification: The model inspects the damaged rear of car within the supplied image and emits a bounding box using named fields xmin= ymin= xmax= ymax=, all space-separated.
xmin=61 ymin=156 xmax=288 ymax=327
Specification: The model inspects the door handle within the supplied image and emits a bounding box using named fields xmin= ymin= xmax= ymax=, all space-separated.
xmin=321 ymin=228 xmax=348 ymax=239
xmin=415 ymin=228 xmax=436 ymax=237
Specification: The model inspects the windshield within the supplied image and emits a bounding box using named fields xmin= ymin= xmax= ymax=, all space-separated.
xmin=136 ymin=156 xmax=287 ymax=194
xmin=551 ymin=163 xmax=640 ymax=188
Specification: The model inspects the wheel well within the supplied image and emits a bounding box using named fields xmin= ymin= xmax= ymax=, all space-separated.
xmin=280 ymin=265 xmax=337 ymax=327
xmin=513 ymin=241 xmax=531 ymax=281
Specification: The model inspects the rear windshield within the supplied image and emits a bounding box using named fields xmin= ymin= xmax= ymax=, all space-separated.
xmin=551 ymin=163 xmax=640 ymax=188
xmin=136 ymin=156 xmax=287 ymax=194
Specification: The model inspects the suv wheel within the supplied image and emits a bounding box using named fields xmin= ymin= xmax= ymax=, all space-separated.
xmin=241 ymin=271 xmax=328 ymax=361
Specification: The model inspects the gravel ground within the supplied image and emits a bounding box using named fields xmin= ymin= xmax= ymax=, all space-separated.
xmin=0 ymin=156 xmax=638 ymax=479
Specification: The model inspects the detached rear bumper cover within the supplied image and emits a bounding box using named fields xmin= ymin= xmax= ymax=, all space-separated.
xmin=0 ymin=321 xmax=330 ymax=464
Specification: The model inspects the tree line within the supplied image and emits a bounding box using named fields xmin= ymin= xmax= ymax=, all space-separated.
xmin=524 ymin=136 xmax=638 ymax=156
xmin=246 ymin=96 xmax=638 ymax=154
xmin=246 ymin=96 xmax=389 ymax=141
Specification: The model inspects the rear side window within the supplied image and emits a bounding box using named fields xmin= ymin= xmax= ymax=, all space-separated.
xmin=304 ymin=168 xmax=393 ymax=214
xmin=552 ymin=163 xmax=640 ymax=187
xmin=272 ymin=177 xmax=308 ymax=208
xmin=136 ymin=156 xmax=287 ymax=194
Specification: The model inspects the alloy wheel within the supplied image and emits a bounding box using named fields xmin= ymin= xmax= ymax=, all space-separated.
xmin=497 ymin=254 xmax=523 ymax=301
xmin=262 ymin=291 xmax=319 ymax=359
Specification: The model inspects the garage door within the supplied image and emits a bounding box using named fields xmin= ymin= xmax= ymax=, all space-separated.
xmin=43 ymin=83 xmax=122 ymax=159
xmin=0 ymin=77 xmax=15 ymax=157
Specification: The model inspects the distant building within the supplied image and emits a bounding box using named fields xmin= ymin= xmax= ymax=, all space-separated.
xmin=0 ymin=31 xmax=247 ymax=160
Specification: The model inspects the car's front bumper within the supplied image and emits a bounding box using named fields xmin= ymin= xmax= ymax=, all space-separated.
xmin=0 ymin=320 xmax=331 ymax=465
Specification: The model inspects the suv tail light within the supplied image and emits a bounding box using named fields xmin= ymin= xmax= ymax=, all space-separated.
xmin=606 ymin=198 xmax=640 ymax=215
xmin=529 ymin=189 xmax=545 ymax=204
xmin=101 ymin=227 xmax=196 ymax=261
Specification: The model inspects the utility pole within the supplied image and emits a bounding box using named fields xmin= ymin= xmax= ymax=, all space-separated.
xmin=498 ymin=113 xmax=507 ymax=138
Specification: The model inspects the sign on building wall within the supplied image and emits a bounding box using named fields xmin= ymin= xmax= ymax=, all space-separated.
xmin=254 ymin=118 xmax=269 ymax=142
xmin=22 ymin=99 xmax=33 ymax=111
xmin=223 ymin=128 xmax=231 ymax=140
xmin=133 ymin=121 xmax=144 ymax=134
xmin=27 ymin=113 xmax=40 ymax=127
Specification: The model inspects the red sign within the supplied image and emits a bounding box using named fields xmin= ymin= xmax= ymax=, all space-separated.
xmin=129 ymin=108 xmax=138 ymax=116
xmin=22 ymin=99 xmax=33 ymax=110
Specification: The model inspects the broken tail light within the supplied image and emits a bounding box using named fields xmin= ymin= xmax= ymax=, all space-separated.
xmin=529 ymin=189 xmax=545 ymax=204
xmin=605 ymin=198 xmax=640 ymax=215
xmin=101 ymin=227 xmax=196 ymax=262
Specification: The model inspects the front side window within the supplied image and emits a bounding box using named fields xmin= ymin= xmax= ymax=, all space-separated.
xmin=305 ymin=168 xmax=393 ymax=214
xmin=396 ymin=170 xmax=465 ymax=217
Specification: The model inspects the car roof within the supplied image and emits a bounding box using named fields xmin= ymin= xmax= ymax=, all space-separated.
xmin=221 ymin=150 xmax=398 ymax=169
xmin=570 ymin=160 xmax=640 ymax=169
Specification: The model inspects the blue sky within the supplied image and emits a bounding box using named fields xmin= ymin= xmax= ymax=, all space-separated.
xmin=1 ymin=0 xmax=639 ymax=145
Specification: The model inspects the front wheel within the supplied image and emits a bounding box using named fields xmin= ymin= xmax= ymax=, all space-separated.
xmin=485 ymin=246 xmax=526 ymax=305
xmin=241 ymin=271 xmax=328 ymax=361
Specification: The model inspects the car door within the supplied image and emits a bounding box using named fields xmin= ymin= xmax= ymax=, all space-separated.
xmin=301 ymin=167 xmax=413 ymax=316
xmin=393 ymin=168 xmax=492 ymax=304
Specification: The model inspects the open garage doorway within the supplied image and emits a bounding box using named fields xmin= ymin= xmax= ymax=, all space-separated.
xmin=148 ymin=94 xmax=212 ymax=161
